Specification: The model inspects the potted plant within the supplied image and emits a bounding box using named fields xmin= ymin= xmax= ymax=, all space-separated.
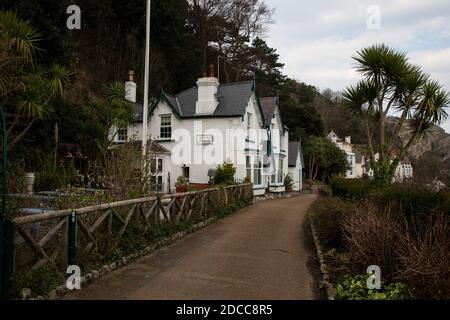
xmin=175 ymin=176 xmax=188 ymax=193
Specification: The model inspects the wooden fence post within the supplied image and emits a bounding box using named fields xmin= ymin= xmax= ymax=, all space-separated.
xmin=60 ymin=218 xmax=68 ymax=269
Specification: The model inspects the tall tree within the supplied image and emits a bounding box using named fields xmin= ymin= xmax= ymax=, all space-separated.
xmin=343 ymin=44 xmax=450 ymax=185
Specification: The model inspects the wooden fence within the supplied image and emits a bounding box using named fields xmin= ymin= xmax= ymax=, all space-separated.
xmin=11 ymin=184 xmax=253 ymax=272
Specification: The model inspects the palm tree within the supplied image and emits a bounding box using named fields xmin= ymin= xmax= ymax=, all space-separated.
xmin=342 ymin=44 xmax=450 ymax=185
xmin=0 ymin=11 xmax=73 ymax=150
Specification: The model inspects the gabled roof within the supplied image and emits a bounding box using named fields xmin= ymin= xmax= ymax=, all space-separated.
xmin=288 ymin=141 xmax=304 ymax=168
xmin=259 ymin=96 xmax=287 ymax=132
xmin=147 ymin=81 xmax=256 ymax=119
xmin=260 ymin=97 xmax=278 ymax=127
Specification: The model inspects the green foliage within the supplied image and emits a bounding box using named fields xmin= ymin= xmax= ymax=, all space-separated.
xmin=279 ymin=79 xmax=325 ymax=140
xmin=304 ymin=137 xmax=349 ymax=181
xmin=330 ymin=178 xmax=378 ymax=200
xmin=34 ymin=170 xmax=67 ymax=192
xmin=335 ymin=275 xmax=410 ymax=300
xmin=371 ymin=184 xmax=450 ymax=217
xmin=214 ymin=162 xmax=236 ymax=186
xmin=176 ymin=175 xmax=187 ymax=186
xmin=13 ymin=263 xmax=61 ymax=296
xmin=284 ymin=175 xmax=294 ymax=193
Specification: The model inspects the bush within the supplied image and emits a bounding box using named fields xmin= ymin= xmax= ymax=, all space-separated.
xmin=341 ymin=202 xmax=401 ymax=280
xmin=309 ymin=197 xmax=355 ymax=250
xmin=13 ymin=263 xmax=61 ymax=296
xmin=34 ymin=170 xmax=68 ymax=192
xmin=330 ymin=178 xmax=377 ymax=200
xmin=214 ymin=162 xmax=236 ymax=185
xmin=395 ymin=212 xmax=450 ymax=299
xmin=372 ymin=184 xmax=449 ymax=217
xmin=335 ymin=275 xmax=410 ymax=300
xmin=284 ymin=175 xmax=294 ymax=192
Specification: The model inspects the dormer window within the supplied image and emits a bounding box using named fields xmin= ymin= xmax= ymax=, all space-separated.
xmin=160 ymin=115 xmax=172 ymax=139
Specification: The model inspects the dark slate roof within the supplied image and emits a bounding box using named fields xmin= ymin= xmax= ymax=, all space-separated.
xmin=109 ymin=140 xmax=170 ymax=154
xmin=259 ymin=97 xmax=277 ymax=126
xmin=147 ymin=81 xmax=255 ymax=118
xmin=288 ymin=141 xmax=304 ymax=168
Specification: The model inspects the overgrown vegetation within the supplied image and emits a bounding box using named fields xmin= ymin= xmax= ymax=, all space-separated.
xmin=310 ymin=182 xmax=450 ymax=300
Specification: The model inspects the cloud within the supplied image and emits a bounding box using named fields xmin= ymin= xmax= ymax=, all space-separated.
xmin=264 ymin=0 xmax=450 ymax=132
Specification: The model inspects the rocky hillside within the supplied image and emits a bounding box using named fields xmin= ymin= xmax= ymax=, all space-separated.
xmin=387 ymin=117 xmax=450 ymax=183
xmin=387 ymin=117 xmax=450 ymax=162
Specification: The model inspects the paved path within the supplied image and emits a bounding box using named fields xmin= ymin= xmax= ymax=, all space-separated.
xmin=66 ymin=194 xmax=318 ymax=300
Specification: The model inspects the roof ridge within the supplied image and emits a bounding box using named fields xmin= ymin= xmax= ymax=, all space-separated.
xmin=219 ymin=80 xmax=254 ymax=87
xmin=260 ymin=96 xmax=277 ymax=100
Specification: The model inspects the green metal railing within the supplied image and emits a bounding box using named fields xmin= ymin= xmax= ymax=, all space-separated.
xmin=1 ymin=106 xmax=7 ymax=298
xmin=1 ymin=106 xmax=14 ymax=299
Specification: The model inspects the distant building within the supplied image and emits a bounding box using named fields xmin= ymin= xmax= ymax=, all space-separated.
xmin=327 ymin=131 xmax=359 ymax=178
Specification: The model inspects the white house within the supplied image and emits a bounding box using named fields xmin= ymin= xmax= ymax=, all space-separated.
xmin=111 ymin=67 xmax=302 ymax=196
xmin=327 ymin=131 xmax=357 ymax=178
xmin=327 ymin=130 xmax=414 ymax=182
xmin=288 ymin=141 xmax=304 ymax=191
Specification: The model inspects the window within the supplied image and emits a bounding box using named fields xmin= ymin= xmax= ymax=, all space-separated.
xmin=117 ymin=127 xmax=128 ymax=142
xmin=253 ymin=159 xmax=262 ymax=186
xmin=247 ymin=113 xmax=252 ymax=131
xmin=246 ymin=156 xmax=252 ymax=180
xmin=150 ymin=157 xmax=164 ymax=192
xmin=277 ymin=159 xmax=284 ymax=183
xmin=160 ymin=115 xmax=172 ymax=139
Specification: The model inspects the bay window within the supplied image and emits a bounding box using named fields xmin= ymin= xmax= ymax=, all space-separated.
xmin=277 ymin=159 xmax=284 ymax=184
xmin=253 ymin=159 xmax=262 ymax=186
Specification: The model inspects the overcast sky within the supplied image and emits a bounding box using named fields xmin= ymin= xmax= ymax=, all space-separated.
xmin=264 ymin=0 xmax=450 ymax=132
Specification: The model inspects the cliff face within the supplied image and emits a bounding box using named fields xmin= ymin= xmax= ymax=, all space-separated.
xmin=386 ymin=117 xmax=450 ymax=162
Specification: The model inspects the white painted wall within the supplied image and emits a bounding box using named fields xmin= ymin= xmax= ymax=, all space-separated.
xmin=110 ymin=82 xmax=295 ymax=196
xmin=147 ymin=94 xmax=271 ymax=192
xmin=288 ymin=150 xmax=303 ymax=191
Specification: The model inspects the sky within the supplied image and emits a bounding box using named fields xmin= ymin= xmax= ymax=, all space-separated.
xmin=264 ymin=0 xmax=450 ymax=132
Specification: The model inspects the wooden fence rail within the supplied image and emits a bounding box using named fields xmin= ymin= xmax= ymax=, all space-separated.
xmin=11 ymin=184 xmax=253 ymax=271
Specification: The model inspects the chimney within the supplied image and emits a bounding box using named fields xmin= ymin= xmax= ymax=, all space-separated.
xmin=345 ymin=136 xmax=352 ymax=144
xmin=125 ymin=70 xmax=136 ymax=103
xmin=195 ymin=65 xmax=219 ymax=114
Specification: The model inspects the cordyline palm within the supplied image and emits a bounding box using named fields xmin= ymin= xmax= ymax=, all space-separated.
xmin=342 ymin=44 xmax=450 ymax=185
xmin=1 ymin=11 xmax=73 ymax=150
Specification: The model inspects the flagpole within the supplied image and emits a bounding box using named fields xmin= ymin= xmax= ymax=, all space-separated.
xmin=142 ymin=0 xmax=151 ymax=158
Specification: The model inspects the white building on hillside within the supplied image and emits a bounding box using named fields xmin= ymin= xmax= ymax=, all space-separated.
xmin=328 ymin=131 xmax=357 ymax=178
xmin=110 ymin=67 xmax=301 ymax=196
